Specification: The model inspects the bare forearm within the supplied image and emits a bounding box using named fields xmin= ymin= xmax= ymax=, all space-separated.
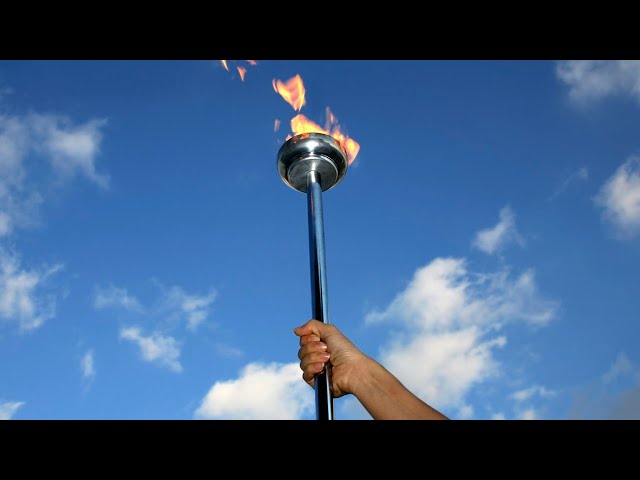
xmin=351 ymin=357 xmax=448 ymax=420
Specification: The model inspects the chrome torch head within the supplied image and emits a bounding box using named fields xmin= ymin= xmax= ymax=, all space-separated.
xmin=277 ymin=133 xmax=348 ymax=193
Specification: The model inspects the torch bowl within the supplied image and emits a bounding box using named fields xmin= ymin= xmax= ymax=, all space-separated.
xmin=277 ymin=133 xmax=348 ymax=193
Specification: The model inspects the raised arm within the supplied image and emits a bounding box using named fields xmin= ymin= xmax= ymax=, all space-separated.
xmin=294 ymin=319 xmax=448 ymax=420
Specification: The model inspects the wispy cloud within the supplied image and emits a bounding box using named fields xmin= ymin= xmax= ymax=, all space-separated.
xmin=0 ymin=400 xmax=24 ymax=420
xmin=517 ymin=408 xmax=539 ymax=420
xmin=120 ymin=326 xmax=182 ymax=373
xmin=603 ymin=352 xmax=639 ymax=384
xmin=214 ymin=343 xmax=244 ymax=359
xmin=366 ymin=257 xmax=558 ymax=416
xmin=569 ymin=352 xmax=640 ymax=419
xmin=595 ymin=155 xmax=640 ymax=238
xmin=81 ymin=350 xmax=96 ymax=381
xmin=0 ymin=247 xmax=62 ymax=332
xmin=159 ymin=284 xmax=217 ymax=332
xmin=94 ymin=285 xmax=144 ymax=313
xmin=95 ymin=282 xmax=219 ymax=375
xmin=95 ymin=281 xmax=217 ymax=331
xmin=556 ymin=60 xmax=640 ymax=105
xmin=472 ymin=206 xmax=524 ymax=255
xmin=30 ymin=114 xmax=109 ymax=189
xmin=549 ymin=167 xmax=589 ymax=200
xmin=194 ymin=362 xmax=314 ymax=419
xmin=0 ymin=114 xmax=39 ymax=237
xmin=0 ymin=109 xmax=108 ymax=238
xmin=510 ymin=385 xmax=555 ymax=402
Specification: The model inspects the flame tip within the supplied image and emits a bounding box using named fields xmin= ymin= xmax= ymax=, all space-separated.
xmin=273 ymin=74 xmax=306 ymax=112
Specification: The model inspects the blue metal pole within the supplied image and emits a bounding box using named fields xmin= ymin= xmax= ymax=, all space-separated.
xmin=306 ymin=170 xmax=334 ymax=420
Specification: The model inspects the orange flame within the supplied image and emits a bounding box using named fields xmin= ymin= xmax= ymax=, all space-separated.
xmin=220 ymin=60 xmax=229 ymax=71
xmin=272 ymin=75 xmax=306 ymax=112
xmin=274 ymin=119 xmax=281 ymax=132
xmin=290 ymin=112 xmax=360 ymax=165
xmin=247 ymin=60 xmax=257 ymax=66
xmin=290 ymin=114 xmax=325 ymax=136
xmin=237 ymin=66 xmax=247 ymax=81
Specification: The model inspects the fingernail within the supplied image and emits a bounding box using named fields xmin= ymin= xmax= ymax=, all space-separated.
xmin=322 ymin=352 xmax=331 ymax=359
xmin=318 ymin=343 xmax=328 ymax=350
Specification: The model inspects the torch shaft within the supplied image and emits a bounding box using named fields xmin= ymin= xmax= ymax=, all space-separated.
xmin=306 ymin=170 xmax=334 ymax=421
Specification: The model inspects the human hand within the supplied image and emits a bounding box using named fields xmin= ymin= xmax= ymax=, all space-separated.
xmin=294 ymin=319 xmax=369 ymax=398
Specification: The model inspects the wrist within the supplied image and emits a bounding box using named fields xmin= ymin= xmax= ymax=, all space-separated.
xmin=348 ymin=354 xmax=379 ymax=399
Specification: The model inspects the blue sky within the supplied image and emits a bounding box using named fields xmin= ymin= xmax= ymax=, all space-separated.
xmin=1 ymin=60 xmax=639 ymax=420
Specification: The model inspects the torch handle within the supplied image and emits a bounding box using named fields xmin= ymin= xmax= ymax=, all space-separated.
xmin=306 ymin=170 xmax=334 ymax=421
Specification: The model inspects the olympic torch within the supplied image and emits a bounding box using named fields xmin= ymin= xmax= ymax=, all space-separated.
xmin=277 ymin=132 xmax=349 ymax=421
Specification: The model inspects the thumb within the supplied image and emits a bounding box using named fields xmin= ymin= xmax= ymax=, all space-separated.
xmin=293 ymin=319 xmax=326 ymax=337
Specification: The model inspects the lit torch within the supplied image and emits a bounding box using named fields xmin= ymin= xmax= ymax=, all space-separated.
xmin=277 ymin=132 xmax=349 ymax=421
xmin=273 ymin=73 xmax=359 ymax=420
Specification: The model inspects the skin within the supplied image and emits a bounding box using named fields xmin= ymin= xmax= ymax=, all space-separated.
xmin=294 ymin=319 xmax=448 ymax=420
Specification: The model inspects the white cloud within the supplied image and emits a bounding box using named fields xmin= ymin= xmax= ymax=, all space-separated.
xmin=366 ymin=257 xmax=558 ymax=414
xmin=161 ymin=284 xmax=217 ymax=332
xmin=120 ymin=326 xmax=182 ymax=373
xmin=595 ymin=156 xmax=640 ymax=238
xmin=518 ymin=408 xmax=539 ymax=420
xmin=81 ymin=350 xmax=95 ymax=381
xmin=0 ymin=401 xmax=24 ymax=420
xmin=491 ymin=412 xmax=506 ymax=420
xmin=366 ymin=258 xmax=557 ymax=331
xmin=0 ymin=247 xmax=62 ymax=332
xmin=382 ymin=327 xmax=506 ymax=409
xmin=94 ymin=285 xmax=144 ymax=313
xmin=194 ymin=361 xmax=314 ymax=420
xmin=0 ymin=108 xmax=108 ymax=238
xmin=556 ymin=60 xmax=640 ymax=104
xmin=472 ymin=206 xmax=524 ymax=255
xmin=29 ymin=114 xmax=109 ymax=189
xmin=510 ymin=385 xmax=555 ymax=402
xmin=0 ymin=114 xmax=36 ymax=237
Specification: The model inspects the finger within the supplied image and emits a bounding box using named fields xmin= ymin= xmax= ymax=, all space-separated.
xmin=302 ymin=362 xmax=326 ymax=384
xmin=293 ymin=319 xmax=325 ymax=337
xmin=299 ymin=334 xmax=320 ymax=347
xmin=297 ymin=341 xmax=328 ymax=360
xmin=300 ymin=351 xmax=330 ymax=371
xmin=294 ymin=320 xmax=340 ymax=342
